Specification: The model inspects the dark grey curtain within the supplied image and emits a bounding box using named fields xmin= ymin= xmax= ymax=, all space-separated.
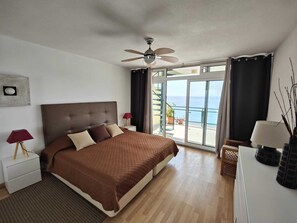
xmin=230 ymin=54 xmax=272 ymax=141
xmin=131 ymin=69 xmax=148 ymax=132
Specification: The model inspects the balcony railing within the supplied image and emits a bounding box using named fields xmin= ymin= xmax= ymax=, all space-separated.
xmin=169 ymin=105 xmax=219 ymax=127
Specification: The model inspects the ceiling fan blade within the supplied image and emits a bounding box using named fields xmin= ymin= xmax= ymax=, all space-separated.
xmin=159 ymin=56 xmax=179 ymax=63
xmin=154 ymin=48 xmax=175 ymax=55
xmin=121 ymin=57 xmax=143 ymax=62
xmin=124 ymin=49 xmax=144 ymax=55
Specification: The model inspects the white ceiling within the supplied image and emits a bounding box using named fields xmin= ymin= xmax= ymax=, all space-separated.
xmin=1 ymin=0 xmax=297 ymax=69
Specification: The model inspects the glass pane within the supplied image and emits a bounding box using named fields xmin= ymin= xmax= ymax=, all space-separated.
xmin=201 ymin=65 xmax=226 ymax=73
xmin=188 ymin=81 xmax=206 ymax=144
xmin=167 ymin=66 xmax=200 ymax=77
xmin=152 ymin=70 xmax=165 ymax=77
xmin=205 ymin=81 xmax=224 ymax=147
xmin=166 ymin=80 xmax=187 ymax=142
xmin=209 ymin=65 xmax=226 ymax=72
xmin=152 ymin=82 xmax=165 ymax=136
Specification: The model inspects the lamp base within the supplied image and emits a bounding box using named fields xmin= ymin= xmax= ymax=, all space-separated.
xmin=13 ymin=142 xmax=29 ymax=160
xmin=255 ymin=147 xmax=281 ymax=166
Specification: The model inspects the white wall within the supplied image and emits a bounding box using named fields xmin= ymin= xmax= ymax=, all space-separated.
xmin=0 ymin=35 xmax=130 ymax=183
xmin=267 ymin=25 xmax=297 ymax=121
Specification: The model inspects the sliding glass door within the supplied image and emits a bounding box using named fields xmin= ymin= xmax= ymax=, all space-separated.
xmin=187 ymin=81 xmax=206 ymax=145
xmin=152 ymin=69 xmax=166 ymax=136
xmin=152 ymin=82 xmax=165 ymax=136
xmin=152 ymin=64 xmax=225 ymax=151
xmin=166 ymin=80 xmax=187 ymax=142
xmin=187 ymin=80 xmax=223 ymax=147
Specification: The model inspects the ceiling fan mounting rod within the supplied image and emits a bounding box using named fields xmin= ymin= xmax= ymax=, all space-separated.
xmin=145 ymin=37 xmax=154 ymax=46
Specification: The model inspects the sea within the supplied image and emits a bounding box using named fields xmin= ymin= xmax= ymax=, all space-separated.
xmin=166 ymin=96 xmax=221 ymax=126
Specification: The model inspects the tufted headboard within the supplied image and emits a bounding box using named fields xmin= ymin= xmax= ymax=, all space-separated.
xmin=41 ymin=101 xmax=118 ymax=146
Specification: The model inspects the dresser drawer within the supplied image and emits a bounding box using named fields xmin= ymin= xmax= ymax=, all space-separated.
xmin=6 ymin=169 xmax=41 ymax=193
xmin=5 ymin=157 xmax=40 ymax=180
xmin=235 ymin=153 xmax=249 ymax=223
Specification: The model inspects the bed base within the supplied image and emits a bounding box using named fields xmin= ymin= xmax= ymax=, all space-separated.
xmin=53 ymin=170 xmax=153 ymax=217
xmin=52 ymin=153 xmax=173 ymax=217
xmin=153 ymin=153 xmax=174 ymax=176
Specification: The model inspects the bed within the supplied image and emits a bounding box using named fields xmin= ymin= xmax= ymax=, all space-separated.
xmin=40 ymin=101 xmax=178 ymax=217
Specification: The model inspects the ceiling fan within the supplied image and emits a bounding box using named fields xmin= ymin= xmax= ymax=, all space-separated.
xmin=121 ymin=37 xmax=178 ymax=65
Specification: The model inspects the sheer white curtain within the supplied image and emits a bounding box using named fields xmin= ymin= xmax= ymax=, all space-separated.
xmin=143 ymin=68 xmax=153 ymax=134
xmin=215 ymin=58 xmax=231 ymax=158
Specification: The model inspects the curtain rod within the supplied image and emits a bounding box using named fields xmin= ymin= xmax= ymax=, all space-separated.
xmin=130 ymin=52 xmax=274 ymax=70
xmin=155 ymin=58 xmax=227 ymax=70
xmin=232 ymin=52 xmax=273 ymax=59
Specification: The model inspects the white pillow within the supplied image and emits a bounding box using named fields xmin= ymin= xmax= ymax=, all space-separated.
xmin=68 ymin=130 xmax=96 ymax=151
xmin=106 ymin=124 xmax=124 ymax=137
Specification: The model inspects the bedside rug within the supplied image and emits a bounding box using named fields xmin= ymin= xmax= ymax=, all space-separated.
xmin=0 ymin=173 xmax=107 ymax=223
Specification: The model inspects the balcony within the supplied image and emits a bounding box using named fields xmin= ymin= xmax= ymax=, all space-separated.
xmin=153 ymin=105 xmax=218 ymax=148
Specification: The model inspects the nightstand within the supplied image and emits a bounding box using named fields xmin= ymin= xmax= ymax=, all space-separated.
xmin=2 ymin=153 xmax=41 ymax=194
xmin=124 ymin=125 xmax=136 ymax=131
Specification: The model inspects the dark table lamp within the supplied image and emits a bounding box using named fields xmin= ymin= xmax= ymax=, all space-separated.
xmin=123 ymin=113 xmax=133 ymax=126
xmin=7 ymin=129 xmax=33 ymax=160
xmin=251 ymin=121 xmax=289 ymax=166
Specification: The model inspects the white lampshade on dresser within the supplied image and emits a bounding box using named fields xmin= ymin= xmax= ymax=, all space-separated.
xmin=251 ymin=121 xmax=289 ymax=166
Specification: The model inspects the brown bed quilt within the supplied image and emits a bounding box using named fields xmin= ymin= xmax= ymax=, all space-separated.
xmin=41 ymin=129 xmax=178 ymax=212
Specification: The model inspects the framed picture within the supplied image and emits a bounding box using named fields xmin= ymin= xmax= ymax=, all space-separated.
xmin=0 ymin=74 xmax=31 ymax=106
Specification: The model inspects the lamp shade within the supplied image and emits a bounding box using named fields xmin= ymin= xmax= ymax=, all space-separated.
xmin=123 ymin=113 xmax=133 ymax=119
xmin=7 ymin=129 xmax=33 ymax=144
xmin=250 ymin=121 xmax=289 ymax=149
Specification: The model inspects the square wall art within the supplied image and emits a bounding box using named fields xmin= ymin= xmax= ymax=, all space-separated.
xmin=0 ymin=74 xmax=31 ymax=106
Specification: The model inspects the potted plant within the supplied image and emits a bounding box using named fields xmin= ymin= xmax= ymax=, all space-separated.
xmin=166 ymin=105 xmax=174 ymax=124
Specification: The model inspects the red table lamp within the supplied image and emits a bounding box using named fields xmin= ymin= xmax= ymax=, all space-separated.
xmin=123 ymin=113 xmax=133 ymax=126
xmin=7 ymin=129 xmax=33 ymax=160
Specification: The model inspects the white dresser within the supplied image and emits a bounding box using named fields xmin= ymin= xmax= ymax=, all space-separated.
xmin=2 ymin=153 xmax=42 ymax=193
xmin=234 ymin=146 xmax=297 ymax=223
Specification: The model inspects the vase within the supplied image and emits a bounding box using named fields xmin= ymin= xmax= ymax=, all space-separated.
xmin=276 ymin=136 xmax=297 ymax=189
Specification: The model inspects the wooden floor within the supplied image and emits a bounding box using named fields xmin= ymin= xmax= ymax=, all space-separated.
xmin=104 ymin=146 xmax=234 ymax=223
xmin=0 ymin=146 xmax=234 ymax=223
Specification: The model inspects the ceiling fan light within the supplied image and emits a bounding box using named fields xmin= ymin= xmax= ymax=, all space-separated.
xmin=144 ymin=55 xmax=155 ymax=64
